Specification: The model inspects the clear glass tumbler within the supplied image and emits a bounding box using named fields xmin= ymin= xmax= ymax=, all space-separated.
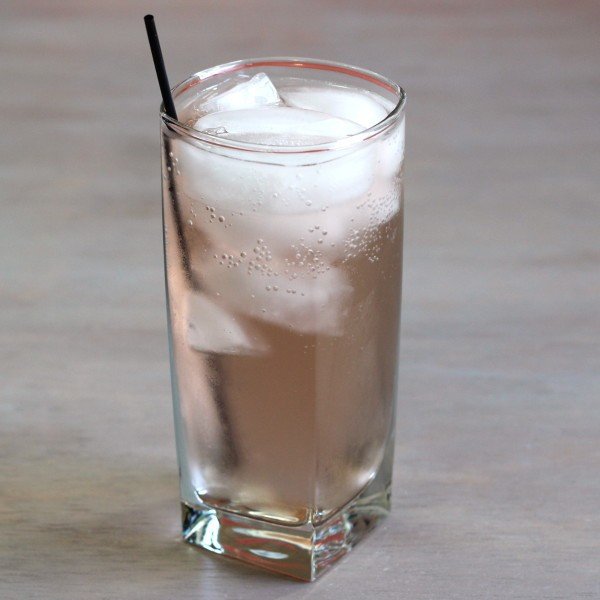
xmin=160 ymin=58 xmax=406 ymax=580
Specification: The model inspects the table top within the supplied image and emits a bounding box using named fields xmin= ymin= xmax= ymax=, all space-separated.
xmin=2 ymin=1 xmax=599 ymax=598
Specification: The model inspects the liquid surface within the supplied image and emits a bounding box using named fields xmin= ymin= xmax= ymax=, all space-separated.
xmin=164 ymin=74 xmax=404 ymax=525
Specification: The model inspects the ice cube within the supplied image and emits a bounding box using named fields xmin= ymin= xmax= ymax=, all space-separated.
xmin=176 ymin=138 xmax=399 ymax=269
xmin=196 ymin=254 xmax=353 ymax=336
xmin=200 ymin=73 xmax=281 ymax=115
xmin=279 ymin=83 xmax=389 ymax=128
xmin=185 ymin=291 xmax=268 ymax=355
xmin=279 ymin=84 xmax=405 ymax=178
xmin=185 ymin=186 xmax=398 ymax=268
xmin=176 ymin=107 xmax=376 ymax=216
xmin=172 ymin=98 xmax=401 ymax=280
xmin=194 ymin=106 xmax=363 ymax=144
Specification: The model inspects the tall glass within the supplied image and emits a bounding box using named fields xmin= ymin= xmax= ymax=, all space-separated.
xmin=160 ymin=58 xmax=406 ymax=580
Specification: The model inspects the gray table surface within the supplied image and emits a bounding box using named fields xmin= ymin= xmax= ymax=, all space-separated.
xmin=2 ymin=1 xmax=599 ymax=598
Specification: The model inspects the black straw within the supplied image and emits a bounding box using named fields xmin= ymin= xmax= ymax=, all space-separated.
xmin=144 ymin=15 xmax=178 ymax=120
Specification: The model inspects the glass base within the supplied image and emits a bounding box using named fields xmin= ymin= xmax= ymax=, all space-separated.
xmin=181 ymin=478 xmax=391 ymax=581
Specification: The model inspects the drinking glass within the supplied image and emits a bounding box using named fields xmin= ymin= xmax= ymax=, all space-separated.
xmin=160 ymin=58 xmax=406 ymax=580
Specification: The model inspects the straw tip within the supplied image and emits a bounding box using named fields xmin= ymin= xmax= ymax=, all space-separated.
xmin=144 ymin=14 xmax=154 ymax=23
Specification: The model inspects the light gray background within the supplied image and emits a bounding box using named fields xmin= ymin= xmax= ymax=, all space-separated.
xmin=1 ymin=1 xmax=599 ymax=598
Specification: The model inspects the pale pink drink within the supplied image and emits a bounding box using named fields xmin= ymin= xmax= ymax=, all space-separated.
xmin=161 ymin=58 xmax=406 ymax=580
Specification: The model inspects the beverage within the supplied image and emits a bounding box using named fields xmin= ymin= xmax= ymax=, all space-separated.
xmin=161 ymin=59 xmax=405 ymax=580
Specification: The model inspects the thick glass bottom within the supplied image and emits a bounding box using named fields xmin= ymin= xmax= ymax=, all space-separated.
xmin=181 ymin=477 xmax=391 ymax=581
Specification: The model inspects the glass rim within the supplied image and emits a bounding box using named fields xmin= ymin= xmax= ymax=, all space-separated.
xmin=161 ymin=57 xmax=406 ymax=154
